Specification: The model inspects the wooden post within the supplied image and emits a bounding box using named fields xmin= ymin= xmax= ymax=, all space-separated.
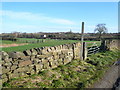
xmin=83 ymin=42 xmax=87 ymax=60
xmin=80 ymin=22 xmax=84 ymax=60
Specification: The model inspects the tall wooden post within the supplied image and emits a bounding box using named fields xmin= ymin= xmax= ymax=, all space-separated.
xmin=80 ymin=22 xmax=84 ymax=60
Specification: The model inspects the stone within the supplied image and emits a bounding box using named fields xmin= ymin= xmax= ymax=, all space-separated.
xmin=4 ymin=62 xmax=12 ymax=67
xmin=59 ymin=54 xmax=65 ymax=58
xmin=18 ymin=72 xmax=28 ymax=77
xmin=32 ymin=60 xmax=37 ymax=64
xmin=32 ymin=58 xmax=41 ymax=64
xmin=12 ymin=69 xmax=19 ymax=74
xmin=49 ymin=61 xmax=57 ymax=69
xmin=59 ymin=45 xmax=62 ymax=49
xmin=54 ymin=60 xmax=59 ymax=66
xmin=43 ymin=63 xmax=50 ymax=69
xmin=47 ymin=48 xmax=52 ymax=52
xmin=27 ymin=65 xmax=34 ymax=70
xmin=0 ymin=66 xmax=1 ymax=74
xmin=63 ymin=59 xmax=69 ymax=65
xmin=1 ymin=74 xmax=7 ymax=79
xmin=57 ymin=51 xmax=61 ymax=55
xmin=41 ymin=49 xmax=48 ymax=55
xmin=62 ymin=50 xmax=67 ymax=54
xmin=30 ymin=48 xmax=38 ymax=55
xmin=54 ymin=46 xmax=57 ymax=50
xmin=10 ymin=65 xmax=18 ymax=70
xmin=58 ymin=59 xmax=63 ymax=65
xmin=4 ymin=58 xmax=12 ymax=63
xmin=62 ymin=45 xmax=67 ymax=49
xmin=1 ymin=61 xmax=5 ymax=66
xmin=49 ymin=61 xmax=53 ymax=67
xmin=35 ymin=64 xmax=43 ymax=73
xmin=48 ymin=56 xmax=54 ymax=62
xmin=30 ymin=69 xmax=35 ymax=75
xmin=30 ymin=56 xmax=35 ymax=61
xmin=16 ymin=67 xmax=26 ymax=72
xmin=23 ymin=50 xmax=31 ymax=56
xmin=68 ymin=52 xmax=73 ymax=56
xmin=66 ymin=56 xmax=72 ymax=63
xmin=68 ymin=44 xmax=73 ymax=49
xmin=13 ymin=60 xmax=19 ymax=65
xmin=16 ymin=52 xmax=26 ymax=58
xmin=2 ymin=67 xmax=10 ymax=74
xmin=53 ymin=55 xmax=59 ymax=60
xmin=34 ymin=48 xmax=41 ymax=54
xmin=9 ymin=73 xmax=20 ymax=78
xmin=2 ymin=78 xmax=8 ymax=83
xmin=6 ymin=70 xmax=12 ymax=75
xmin=16 ymin=66 xmax=31 ymax=74
xmin=36 ymin=55 xmax=46 ymax=59
xmin=21 ymin=56 xmax=31 ymax=61
xmin=8 ymin=52 xmax=25 ymax=59
xmin=25 ymin=71 xmax=31 ymax=76
xmin=42 ymin=59 xmax=49 ymax=64
xmin=19 ymin=60 xmax=32 ymax=67
xmin=1 ymin=51 xmax=9 ymax=60
xmin=50 ymin=47 xmax=55 ymax=51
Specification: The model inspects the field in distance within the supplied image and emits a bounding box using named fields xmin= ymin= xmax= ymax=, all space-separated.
xmin=1 ymin=38 xmax=101 ymax=52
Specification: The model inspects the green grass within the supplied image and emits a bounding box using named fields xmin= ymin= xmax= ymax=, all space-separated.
xmin=1 ymin=40 xmax=23 ymax=44
xmin=1 ymin=38 xmax=47 ymax=44
xmin=1 ymin=38 xmax=101 ymax=52
xmin=3 ymin=50 xmax=120 ymax=88
xmin=2 ymin=39 xmax=79 ymax=52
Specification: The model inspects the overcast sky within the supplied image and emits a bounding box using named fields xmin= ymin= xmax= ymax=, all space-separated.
xmin=0 ymin=2 xmax=118 ymax=33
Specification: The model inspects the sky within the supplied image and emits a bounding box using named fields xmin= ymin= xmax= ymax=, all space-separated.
xmin=0 ymin=2 xmax=118 ymax=33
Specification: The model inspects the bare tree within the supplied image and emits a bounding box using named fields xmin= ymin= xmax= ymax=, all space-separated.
xmin=94 ymin=24 xmax=107 ymax=40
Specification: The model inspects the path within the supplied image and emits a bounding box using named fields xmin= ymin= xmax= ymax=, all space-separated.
xmin=92 ymin=65 xmax=119 ymax=88
xmin=0 ymin=43 xmax=28 ymax=47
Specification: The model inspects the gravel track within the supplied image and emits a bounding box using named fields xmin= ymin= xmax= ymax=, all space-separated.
xmin=92 ymin=65 xmax=119 ymax=88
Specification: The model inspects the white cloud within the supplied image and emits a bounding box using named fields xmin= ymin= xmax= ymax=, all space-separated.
xmin=86 ymin=25 xmax=95 ymax=29
xmin=1 ymin=10 xmax=76 ymax=25
xmin=1 ymin=22 xmax=80 ymax=33
xmin=50 ymin=18 xmax=75 ymax=25
xmin=1 ymin=10 xmax=77 ymax=33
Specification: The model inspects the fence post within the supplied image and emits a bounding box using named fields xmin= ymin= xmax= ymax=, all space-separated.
xmin=83 ymin=42 xmax=87 ymax=60
xmin=100 ymin=40 xmax=107 ymax=51
xmin=80 ymin=22 xmax=84 ymax=60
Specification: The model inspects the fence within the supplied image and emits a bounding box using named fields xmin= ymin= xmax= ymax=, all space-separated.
xmin=86 ymin=42 xmax=100 ymax=56
xmin=87 ymin=46 xmax=100 ymax=56
xmin=86 ymin=39 xmax=120 ymax=56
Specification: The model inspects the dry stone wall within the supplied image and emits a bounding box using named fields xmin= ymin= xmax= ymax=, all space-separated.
xmin=1 ymin=42 xmax=81 ymax=83
xmin=106 ymin=40 xmax=120 ymax=50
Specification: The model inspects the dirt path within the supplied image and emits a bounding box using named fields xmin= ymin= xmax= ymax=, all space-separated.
xmin=0 ymin=43 xmax=28 ymax=48
xmin=92 ymin=65 xmax=119 ymax=88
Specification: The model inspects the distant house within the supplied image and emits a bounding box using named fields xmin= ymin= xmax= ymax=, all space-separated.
xmin=40 ymin=35 xmax=47 ymax=38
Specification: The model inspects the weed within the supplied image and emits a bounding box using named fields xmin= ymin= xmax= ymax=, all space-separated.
xmin=52 ymin=80 xmax=64 ymax=88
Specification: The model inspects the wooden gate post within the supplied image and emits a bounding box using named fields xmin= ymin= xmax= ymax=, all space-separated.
xmin=83 ymin=42 xmax=87 ymax=60
xmin=80 ymin=22 xmax=84 ymax=60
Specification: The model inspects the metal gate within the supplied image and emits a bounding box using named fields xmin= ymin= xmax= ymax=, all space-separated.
xmin=87 ymin=42 xmax=100 ymax=56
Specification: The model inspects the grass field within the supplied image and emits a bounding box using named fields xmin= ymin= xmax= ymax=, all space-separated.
xmin=3 ymin=50 xmax=120 ymax=88
xmin=1 ymin=38 xmax=101 ymax=52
